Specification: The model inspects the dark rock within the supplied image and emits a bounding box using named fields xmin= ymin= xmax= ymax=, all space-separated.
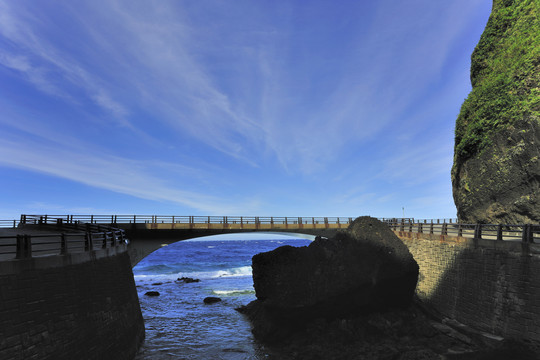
xmin=244 ymin=216 xmax=419 ymax=342
xmin=397 ymin=349 xmax=439 ymax=360
xmin=203 ymin=297 xmax=221 ymax=304
xmin=144 ymin=291 xmax=160 ymax=297
xmin=250 ymin=302 xmax=497 ymax=360
xmin=177 ymin=277 xmax=200 ymax=283
xmin=151 ymin=282 xmax=163 ymax=286
xmin=452 ymin=0 xmax=540 ymax=224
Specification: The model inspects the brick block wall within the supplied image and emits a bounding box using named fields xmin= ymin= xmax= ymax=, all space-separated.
xmin=396 ymin=231 xmax=540 ymax=342
xmin=0 ymin=249 xmax=144 ymax=360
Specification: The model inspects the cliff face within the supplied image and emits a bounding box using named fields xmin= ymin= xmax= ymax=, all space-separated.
xmin=452 ymin=0 xmax=540 ymax=223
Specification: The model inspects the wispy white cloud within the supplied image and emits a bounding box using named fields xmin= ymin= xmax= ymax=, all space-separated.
xmin=0 ymin=135 xmax=257 ymax=214
xmin=0 ymin=0 xmax=486 ymax=175
xmin=0 ymin=0 xmax=490 ymax=218
xmin=0 ymin=1 xmax=129 ymax=125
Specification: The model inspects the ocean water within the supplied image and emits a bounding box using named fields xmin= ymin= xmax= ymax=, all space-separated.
xmin=133 ymin=237 xmax=312 ymax=359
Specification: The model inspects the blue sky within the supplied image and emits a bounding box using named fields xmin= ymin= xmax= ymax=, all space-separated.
xmin=0 ymin=0 xmax=492 ymax=220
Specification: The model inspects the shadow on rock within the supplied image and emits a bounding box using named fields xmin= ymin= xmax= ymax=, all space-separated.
xmin=239 ymin=217 xmax=419 ymax=343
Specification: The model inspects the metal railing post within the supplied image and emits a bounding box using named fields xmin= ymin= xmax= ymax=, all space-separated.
xmin=474 ymin=224 xmax=482 ymax=239
xmin=24 ymin=235 xmax=32 ymax=257
xmin=85 ymin=232 xmax=90 ymax=251
xmin=16 ymin=234 xmax=25 ymax=259
xmin=60 ymin=233 xmax=67 ymax=254
xmin=496 ymin=224 xmax=503 ymax=241
xmin=522 ymin=224 xmax=533 ymax=243
xmin=102 ymin=231 xmax=107 ymax=249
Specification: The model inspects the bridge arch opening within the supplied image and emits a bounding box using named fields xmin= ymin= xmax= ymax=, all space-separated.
xmin=128 ymin=231 xmax=322 ymax=267
xmin=132 ymin=233 xmax=312 ymax=358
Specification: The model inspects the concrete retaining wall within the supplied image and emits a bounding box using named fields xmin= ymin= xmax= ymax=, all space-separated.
xmin=396 ymin=231 xmax=540 ymax=342
xmin=0 ymin=246 xmax=144 ymax=360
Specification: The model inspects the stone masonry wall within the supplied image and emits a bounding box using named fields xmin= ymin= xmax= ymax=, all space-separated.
xmin=0 ymin=248 xmax=144 ymax=360
xmin=396 ymin=231 xmax=540 ymax=343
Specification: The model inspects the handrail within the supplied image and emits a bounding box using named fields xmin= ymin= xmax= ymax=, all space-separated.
xmin=6 ymin=215 xmax=539 ymax=257
xmin=388 ymin=220 xmax=539 ymax=243
xmin=0 ymin=219 xmax=18 ymax=228
xmin=0 ymin=217 xmax=127 ymax=260
xmin=21 ymin=214 xmax=361 ymax=226
xmin=20 ymin=214 xmax=432 ymax=227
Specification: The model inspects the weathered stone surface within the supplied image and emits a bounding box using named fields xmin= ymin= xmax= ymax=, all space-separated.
xmin=243 ymin=216 xmax=419 ymax=342
xmin=453 ymin=119 xmax=540 ymax=224
xmin=452 ymin=0 xmax=540 ymax=224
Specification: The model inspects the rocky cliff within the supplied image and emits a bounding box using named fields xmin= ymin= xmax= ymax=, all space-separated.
xmin=452 ymin=0 xmax=540 ymax=223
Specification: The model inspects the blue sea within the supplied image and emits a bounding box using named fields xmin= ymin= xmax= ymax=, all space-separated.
xmin=133 ymin=237 xmax=312 ymax=359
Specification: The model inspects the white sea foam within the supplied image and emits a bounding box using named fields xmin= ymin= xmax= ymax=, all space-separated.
xmin=174 ymin=266 xmax=253 ymax=280
xmin=213 ymin=266 xmax=252 ymax=278
xmin=212 ymin=289 xmax=255 ymax=296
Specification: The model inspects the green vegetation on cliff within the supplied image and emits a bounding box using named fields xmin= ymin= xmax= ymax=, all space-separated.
xmin=454 ymin=0 xmax=540 ymax=160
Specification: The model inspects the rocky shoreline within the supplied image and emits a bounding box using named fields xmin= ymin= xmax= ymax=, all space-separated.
xmin=242 ymin=299 xmax=539 ymax=360
xmin=238 ymin=217 xmax=540 ymax=359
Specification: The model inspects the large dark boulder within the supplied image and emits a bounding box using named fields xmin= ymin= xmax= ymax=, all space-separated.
xmin=241 ymin=216 xmax=419 ymax=342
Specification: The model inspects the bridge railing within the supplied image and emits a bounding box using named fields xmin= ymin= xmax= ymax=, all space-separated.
xmin=0 ymin=217 xmax=127 ymax=261
xmin=21 ymin=214 xmax=359 ymax=228
xmin=0 ymin=220 xmax=18 ymax=228
xmin=11 ymin=214 xmax=540 ymax=245
xmin=388 ymin=220 xmax=539 ymax=243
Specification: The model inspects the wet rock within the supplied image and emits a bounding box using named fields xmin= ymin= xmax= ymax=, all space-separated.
xmin=144 ymin=291 xmax=160 ymax=297
xmin=177 ymin=277 xmax=200 ymax=283
xmin=203 ymin=297 xmax=221 ymax=304
xmin=244 ymin=216 xmax=419 ymax=342
xmin=151 ymin=282 xmax=163 ymax=286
